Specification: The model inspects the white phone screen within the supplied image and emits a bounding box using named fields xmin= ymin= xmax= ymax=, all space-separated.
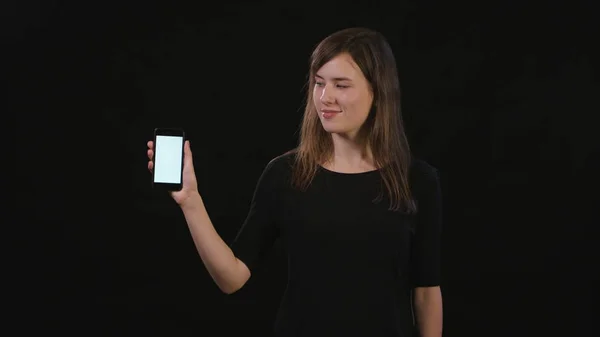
xmin=154 ymin=135 xmax=183 ymax=184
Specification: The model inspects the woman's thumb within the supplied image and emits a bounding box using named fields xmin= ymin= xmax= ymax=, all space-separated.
xmin=183 ymin=140 xmax=195 ymax=174
xmin=184 ymin=140 xmax=193 ymax=163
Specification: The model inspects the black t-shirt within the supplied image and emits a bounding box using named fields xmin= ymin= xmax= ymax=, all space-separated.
xmin=230 ymin=151 xmax=442 ymax=337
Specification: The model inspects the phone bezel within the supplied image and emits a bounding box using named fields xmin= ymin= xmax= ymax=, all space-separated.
xmin=152 ymin=128 xmax=185 ymax=192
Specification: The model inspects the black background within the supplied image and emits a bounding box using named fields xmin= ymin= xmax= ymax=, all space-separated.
xmin=9 ymin=0 xmax=599 ymax=336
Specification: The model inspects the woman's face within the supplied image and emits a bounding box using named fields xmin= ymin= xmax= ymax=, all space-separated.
xmin=313 ymin=53 xmax=374 ymax=139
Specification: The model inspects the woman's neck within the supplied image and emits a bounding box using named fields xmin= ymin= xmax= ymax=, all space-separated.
xmin=324 ymin=133 xmax=375 ymax=173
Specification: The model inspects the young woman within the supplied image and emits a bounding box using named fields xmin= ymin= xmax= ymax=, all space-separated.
xmin=147 ymin=27 xmax=443 ymax=337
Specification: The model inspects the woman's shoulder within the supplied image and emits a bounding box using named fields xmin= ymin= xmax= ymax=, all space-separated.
xmin=260 ymin=148 xmax=297 ymax=181
xmin=410 ymin=157 xmax=439 ymax=177
xmin=266 ymin=148 xmax=297 ymax=169
xmin=409 ymin=156 xmax=441 ymax=194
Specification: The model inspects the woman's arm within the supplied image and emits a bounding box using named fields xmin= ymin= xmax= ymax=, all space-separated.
xmin=414 ymin=286 xmax=443 ymax=337
xmin=181 ymin=192 xmax=251 ymax=294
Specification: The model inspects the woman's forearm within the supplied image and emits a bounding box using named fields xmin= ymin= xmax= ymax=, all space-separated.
xmin=180 ymin=192 xmax=251 ymax=294
xmin=414 ymin=286 xmax=443 ymax=337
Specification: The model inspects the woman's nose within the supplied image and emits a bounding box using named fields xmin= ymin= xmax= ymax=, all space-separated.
xmin=320 ymin=86 xmax=335 ymax=104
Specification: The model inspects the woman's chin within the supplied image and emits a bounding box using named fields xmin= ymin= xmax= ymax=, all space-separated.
xmin=321 ymin=124 xmax=346 ymax=134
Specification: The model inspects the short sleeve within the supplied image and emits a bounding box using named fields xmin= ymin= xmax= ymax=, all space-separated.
xmin=410 ymin=162 xmax=443 ymax=288
xmin=229 ymin=158 xmax=282 ymax=272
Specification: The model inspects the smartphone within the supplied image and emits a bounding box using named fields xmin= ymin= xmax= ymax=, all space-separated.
xmin=152 ymin=128 xmax=185 ymax=191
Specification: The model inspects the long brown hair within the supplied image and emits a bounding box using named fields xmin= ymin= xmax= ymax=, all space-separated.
xmin=291 ymin=27 xmax=416 ymax=213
